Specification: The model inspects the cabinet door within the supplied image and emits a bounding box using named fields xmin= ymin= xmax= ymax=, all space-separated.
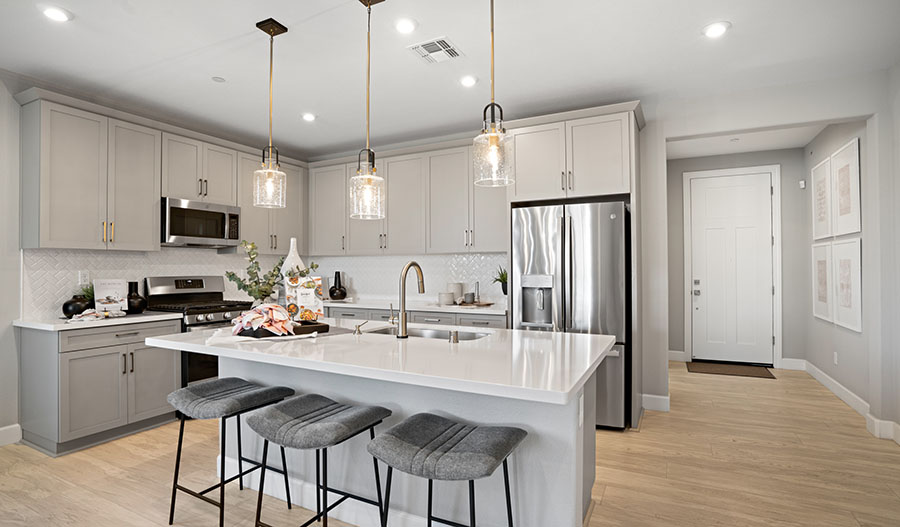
xmin=384 ymin=154 xmax=426 ymax=255
xmin=127 ymin=344 xmax=179 ymax=423
xmin=162 ymin=133 xmax=203 ymax=200
xmin=309 ymin=165 xmax=347 ymax=255
xmin=509 ymin=122 xmax=566 ymax=202
xmin=238 ymin=153 xmax=275 ymax=252
xmin=107 ymin=119 xmax=161 ymax=251
xmin=59 ymin=346 xmax=128 ymax=442
xmin=203 ymin=144 xmax=238 ymax=205
xmin=39 ymin=102 xmax=109 ymax=250
xmin=271 ymin=162 xmax=306 ymax=255
xmin=566 ymin=113 xmax=631 ymax=197
xmin=469 ymin=146 xmax=509 ymax=253
xmin=426 ymin=148 xmax=470 ymax=254
xmin=347 ymin=162 xmax=385 ymax=255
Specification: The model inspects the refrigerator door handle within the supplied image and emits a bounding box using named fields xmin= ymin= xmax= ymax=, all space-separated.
xmin=557 ymin=215 xmax=566 ymax=332
xmin=567 ymin=215 xmax=574 ymax=330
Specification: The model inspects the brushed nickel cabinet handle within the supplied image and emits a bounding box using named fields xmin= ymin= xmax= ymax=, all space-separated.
xmin=568 ymin=171 xmax=573 ymax=190
xmin=274 ymin=234 xmax=277 ymax=250
xmin=383 ymin=233 xmax=387 ymax=249
xmin=561 ymin=171 xmax=565 ymax=191
xmin=130 ymin=352 xmax=134 ymax=373
xmin=423 ymin=318 xmax=441 ymax=323
xmin=469 ymin=229 xmax=474 ymax=247
xmin=115 ymin=331 xmax=139 ymax=338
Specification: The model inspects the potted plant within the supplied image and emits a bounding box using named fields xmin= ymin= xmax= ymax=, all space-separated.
xmin=492 ymin=266 xmax=508 ymax=296
xmin=225 ymin=241 xmax=285 ymax=305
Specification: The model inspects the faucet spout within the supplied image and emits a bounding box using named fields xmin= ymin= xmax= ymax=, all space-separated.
xmin=398 ymin=261 xmax=425 ymax=338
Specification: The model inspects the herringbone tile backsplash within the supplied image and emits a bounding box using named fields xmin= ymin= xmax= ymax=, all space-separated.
xmin=23 ymin=247 xmax=508 ymax=319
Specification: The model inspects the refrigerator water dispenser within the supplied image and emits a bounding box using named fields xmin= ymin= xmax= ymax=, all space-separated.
xmin=520 ymin=274 xmax=553 ymax=329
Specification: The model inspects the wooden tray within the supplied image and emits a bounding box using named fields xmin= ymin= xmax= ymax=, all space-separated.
xmin=457 ymin=301 xmax=495 ymax=307
xmin=238 ymin=320 xmax=330 ymax=338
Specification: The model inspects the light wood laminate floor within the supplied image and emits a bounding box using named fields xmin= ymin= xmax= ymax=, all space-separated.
xmin=1 ymin=362 xmax=898 ymax=526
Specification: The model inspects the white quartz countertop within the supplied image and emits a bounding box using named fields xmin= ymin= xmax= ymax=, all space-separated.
xmin=324 ymin=298 xmax=507 ymax=316
xmin=14 ymin=311 xmax=183 ymax=332
xmin=146 ymin=318 xmax=613 ymax=405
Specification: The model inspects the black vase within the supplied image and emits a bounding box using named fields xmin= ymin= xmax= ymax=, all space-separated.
xmin=126 ymin=281 xmax=148 ymax=315
xmin=329 ymin=271 xmax=347 ymax=300
xmin=62 ymin=295 xmax=92 ymax=319
xmin=501 ymin=282 xmax=508 ymax=296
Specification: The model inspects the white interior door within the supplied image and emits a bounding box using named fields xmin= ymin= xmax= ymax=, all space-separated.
xmin=690 ymin=172 xmax=774 ymax=364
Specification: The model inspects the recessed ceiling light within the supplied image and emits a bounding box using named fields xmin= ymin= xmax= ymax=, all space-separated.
xmin=395 ymin=18 xmax=417 ymax=34
xmin=211 ymin=76 xmax=226 ymax=83
xmin=703 ymin=21 xmax=731 ymax=39
xmin=43 ymin=6 xmax=72 ymax=22
xmin=302 ymin=113 xmax=316 ymax=122
xmin=460 ymin=75 xmax=478 ymax=88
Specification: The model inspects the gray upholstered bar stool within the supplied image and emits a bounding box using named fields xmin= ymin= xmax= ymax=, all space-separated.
xmin=246 ymin=393 xmax=392 ymax=527
xmin=166 ymin=377 xmax=295 ymax=527
xmin=368 ymin=413 xmax=527 ymax=527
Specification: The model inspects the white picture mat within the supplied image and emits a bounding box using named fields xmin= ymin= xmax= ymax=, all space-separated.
xmin=811 ymin=242 xmax=833 ymax=322
xmin=830 ymin=138 xmax=861 ymax=236
xmin=811 ymin=157 xmax=832 ymax=239
xmin=831 ymin=237 xmax=861 ymax=332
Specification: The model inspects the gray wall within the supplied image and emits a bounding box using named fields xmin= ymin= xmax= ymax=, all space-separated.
xmin=666 ymin=149 xmax=807 ymax=360
xmin=0 ymin=79 xmax=20 ymax=430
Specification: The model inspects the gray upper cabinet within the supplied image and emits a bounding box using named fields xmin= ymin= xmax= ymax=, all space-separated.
xmin=202 ymin=143 xmax=238 ymax=205
xmin=238 ymin=152 xmax=272 ymax=251
xmin=21 ymin=101 xmax=109 ymax=250
xmin=238 ymin=154 xmax=306 ymax=255
xmin=59 ymin=345 xmax=129 ymax=442
xmin=384 ymin=154 xmax=426 ymax=255
xmin=509 ymin=122 xmax=567 ymax=202
xmin=161 ymin=133 xmax=203 ymax=201
xmin=309 ymin=164 xmax=348 ymax=255
xmin=107 ymin=119 xmax=161 ymax=251
xmin=346 ymin=161 xmax=386 ymax=255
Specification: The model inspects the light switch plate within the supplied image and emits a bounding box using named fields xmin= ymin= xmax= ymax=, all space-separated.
xmin=799 ymin=180 xmax=807 ymax=189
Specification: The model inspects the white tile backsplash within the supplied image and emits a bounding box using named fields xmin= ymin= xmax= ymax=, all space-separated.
xmin=22 ymin=247 xmax=508 ymax=320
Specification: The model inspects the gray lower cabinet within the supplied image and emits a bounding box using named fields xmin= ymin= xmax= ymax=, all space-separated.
xmin=19 ymin=320 xmax=181 ymax=455
xmin=410 ymin=312 xmax=457 ymax=325
xmin=325 ymin=306 xmax=506 ymax=328
xmin=457 ymin=314 xmax=508 ymax=329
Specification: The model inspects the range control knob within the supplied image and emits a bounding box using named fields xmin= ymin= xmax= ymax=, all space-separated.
xmin=223 ymin=312 xmax=233 ymax=320
xmin=196 ymin=314 xmax=206 ymax=322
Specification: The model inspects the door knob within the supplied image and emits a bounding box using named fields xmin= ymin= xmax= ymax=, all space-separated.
xmin=693 ymin=290 xmax=701 ymax=296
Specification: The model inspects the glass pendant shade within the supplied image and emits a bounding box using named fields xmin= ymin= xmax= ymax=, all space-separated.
xmin=253 ymin=163 xmax=286 ymax=208
xmin=350 ymin=160 xmax=385 ymax=220
xmin=473 ymin=127 xmax=515 ymax=186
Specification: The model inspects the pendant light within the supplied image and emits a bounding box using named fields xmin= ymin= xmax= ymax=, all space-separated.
xmin=349 ymin=0 xmax=385 ymax=220
xmin=253 ymin=18 xmax=288 ymax=208
xmin=473 ymin=0 xmax=515 ymax=187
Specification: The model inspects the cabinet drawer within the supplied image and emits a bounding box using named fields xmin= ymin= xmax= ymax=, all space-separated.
xmin=329 ymin=308 xmax=367 ymax=319
xmin=457 ymin=314 xmax=507 ymax=329
xmin=59 ymin=320 xmax=181 ymax=353
xmin=368 ymin=309 xmax=394 ymax=321
xmin=410 ymin=312 xmax=457 ymax=325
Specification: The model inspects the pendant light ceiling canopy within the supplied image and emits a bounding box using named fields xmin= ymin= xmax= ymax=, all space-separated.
xmin=473 ymin=0 xmax=515 ymax=187
xmin=253 ymin=18 xmax=288 ymax=209
xmin=350 ymin=0 xmax=386 ymax=220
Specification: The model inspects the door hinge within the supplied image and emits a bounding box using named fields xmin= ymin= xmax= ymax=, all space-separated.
xmin=772 ymin=286 xmax=775 ymax=295
xmin=772 ymin=235 xmax=775 ymax=246
xmin=770 ymin=186 xmax=774 ymax=195
xmin=772 ymin=336 xmax=776 ymax=345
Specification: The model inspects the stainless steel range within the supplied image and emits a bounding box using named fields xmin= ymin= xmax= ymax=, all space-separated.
xmin=145 ymin=275 xmax=251 ymax=385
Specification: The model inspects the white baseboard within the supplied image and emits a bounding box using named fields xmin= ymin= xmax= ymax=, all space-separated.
xmin=778 ymin=358 xmax=807 ymax=371
xmin=642 ymin=394 xmax=670 ymax=412
xmin=668 ymin=350 xmax=688 ymax=362
xmin=0 ymin=424 xmax=22 ymax=447
xmin=803 ymin=361 xmax=870 ymax=416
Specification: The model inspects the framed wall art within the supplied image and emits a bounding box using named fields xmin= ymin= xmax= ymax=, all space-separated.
xmin=811 ymin=242 xmax=833 ymax=322
xmin=811 ymin=157 xmax=832 ymax=239
xmin=831 ymin=237 xmax=861 ymax=332
xmin=830 ymin=138 xmax=861 ymax=236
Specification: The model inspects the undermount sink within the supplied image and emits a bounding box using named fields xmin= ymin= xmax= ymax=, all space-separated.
xmin=368 ymin=326 xmax=488 ymax=341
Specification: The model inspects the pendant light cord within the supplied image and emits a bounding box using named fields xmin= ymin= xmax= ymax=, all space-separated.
xmin=366 ymin=1 xmax=372 ymax=151
xmin=268 ymin=32 xmax=275 ymax=154
xmin=490 ymin=0 xmax=495 ymax=104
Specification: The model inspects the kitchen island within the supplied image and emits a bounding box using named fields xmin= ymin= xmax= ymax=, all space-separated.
xmin=146 ymin=319 xmax=614 ymax=527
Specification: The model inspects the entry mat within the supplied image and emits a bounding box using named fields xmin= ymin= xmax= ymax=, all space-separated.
xmin=686 ymin=361 xmax=775 ymax=379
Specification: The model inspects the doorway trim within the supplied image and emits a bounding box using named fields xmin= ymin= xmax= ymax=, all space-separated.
xmin=682 ymin=165 xmax=783 ymax=368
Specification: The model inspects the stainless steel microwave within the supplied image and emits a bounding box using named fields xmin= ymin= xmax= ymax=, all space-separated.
xmin=161 ymin=198 xmax=240 ymax=248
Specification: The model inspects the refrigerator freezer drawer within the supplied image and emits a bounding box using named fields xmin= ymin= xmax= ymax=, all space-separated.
xmin=596 ymin=344 xmax=625 ymax=428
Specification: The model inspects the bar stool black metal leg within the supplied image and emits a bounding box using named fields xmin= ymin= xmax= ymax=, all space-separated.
xmin=280 ymin=446 xmax=292 ymax=509
xmin=168 ymin=415 xmax=186 ymax=525
xmin=236 ymin=414 xmax=244 ymax=490
xmin=468 ymin=480 xmax=476 ymax=527
xmin=503 ymin=459 xmax=513 ymax=527
xmin=322 ymin=448 xmax=328 ymax=527
xmin=370 ymin=428 xmax=383 ymax=517
xmin=219 ymin=418 xmax=227 ymax=527
xmin=315 ymin=449 xmax=321 ymax=518
xmin=427 ymin=479 xmax=433 ymax=527
xmin=381 ymin=466 xmax=393 ymax=527
xmin=255 ymin=440 xmax=269 ymax=527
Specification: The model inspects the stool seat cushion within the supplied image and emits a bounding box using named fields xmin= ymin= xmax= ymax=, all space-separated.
xmin=247 ymin=394 xmax=392 ymax=450
xmin=167 ymin=377 xmax=294 ymax=420
xmin=367 ymin=413 xmax=527 ymax=481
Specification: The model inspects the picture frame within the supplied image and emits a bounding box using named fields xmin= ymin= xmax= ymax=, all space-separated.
xmin=811 ymin=242 xmax=833 ymax=322
xmin=811 ymin=157 xmax=832 ymax=239
xmin=831 ymin=237 xmax=861 ymax=332
xmin=830 ymin=138 xmax=861 ymax=236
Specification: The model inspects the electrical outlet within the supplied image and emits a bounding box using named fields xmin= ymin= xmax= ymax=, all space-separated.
xmin=78 ymin=270 xmax=90 ymax=285
xmin=799 ymin=180 xmax=807 ymax=189
xmin=833 ymin=352 xmax=838 ymax=366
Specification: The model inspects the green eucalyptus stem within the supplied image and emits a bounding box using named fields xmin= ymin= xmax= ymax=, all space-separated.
xmin=225 ymin=241 xmax=285 ymax=302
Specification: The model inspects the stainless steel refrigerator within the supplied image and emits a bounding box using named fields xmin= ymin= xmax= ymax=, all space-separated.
xmin=511 ymin=200 xmax=631 ymax=428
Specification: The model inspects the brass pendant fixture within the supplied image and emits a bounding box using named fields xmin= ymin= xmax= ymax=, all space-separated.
xmin=349 ymin=0 xmax=386 ymax=220
xmin=473 ymin=0 xmax=515 ymax=187
xmin=253 ymin=18 xmax=288 ymax=208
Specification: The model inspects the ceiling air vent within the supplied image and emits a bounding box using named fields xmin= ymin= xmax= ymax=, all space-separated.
xmin=408 ymin=37 xmax=463 ymax=64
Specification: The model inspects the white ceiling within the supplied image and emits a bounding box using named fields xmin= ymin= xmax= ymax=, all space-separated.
xmin=666 ymin=124 xmax=827 ymax=160
xmin=1 ymin=0 xmax=899 ymax=159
